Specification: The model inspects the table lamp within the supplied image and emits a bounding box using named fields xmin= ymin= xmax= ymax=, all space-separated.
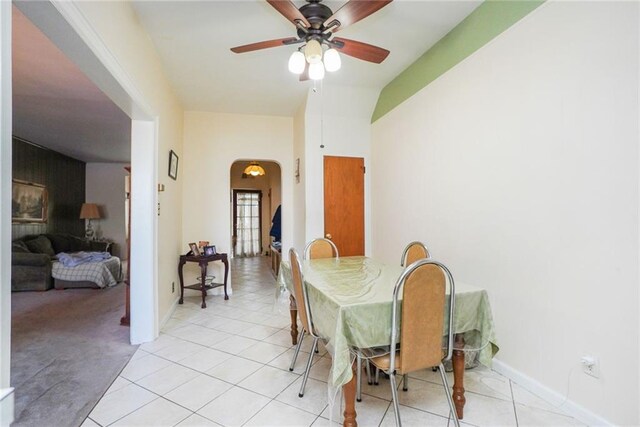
xmin=80 ymin=203 xmax=101 ymax=240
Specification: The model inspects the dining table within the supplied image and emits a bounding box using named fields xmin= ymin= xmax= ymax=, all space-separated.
xmin=277 ymin=256 xmax=499 ymax=427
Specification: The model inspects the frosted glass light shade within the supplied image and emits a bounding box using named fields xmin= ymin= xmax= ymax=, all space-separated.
xmin=309 ymin=62 xmax=325 ymax=80
xmin=288 ymin=51 xmax=305 ymax=74
xmin=304 ymin=40 xmax=323 ymax=64
xmin=324 ymin=48 xmax=341 ymax=72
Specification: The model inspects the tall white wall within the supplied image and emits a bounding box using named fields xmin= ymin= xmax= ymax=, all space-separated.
xmin=72 ymin=1 xmax=184 ymax=331
xmin=371 ymin=2 xmax=638 ymax=425
xmin=303 ymin=85 xmax=378 ymax=253
xmin=292 ymin=103 xmax=306 ymax=253
xmin=86 ymin=163 xmax=128 ymax=259
xmin=182 ymin=112 xmax=293 ymax=289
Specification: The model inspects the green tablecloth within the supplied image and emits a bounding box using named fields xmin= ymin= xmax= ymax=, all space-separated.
xmin=277 ymin=256 xmax=499 ymax=389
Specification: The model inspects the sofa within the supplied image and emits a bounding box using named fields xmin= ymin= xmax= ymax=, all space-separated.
xmin=11 ymin=234 xmax=110 ymax=291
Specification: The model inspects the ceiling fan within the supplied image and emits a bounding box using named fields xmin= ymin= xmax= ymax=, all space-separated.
xmin=230 ymin=0 xmax=393 ymax=80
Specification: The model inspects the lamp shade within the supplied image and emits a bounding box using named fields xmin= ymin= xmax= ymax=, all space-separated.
xmin=79 ymin=203 xmax=101 ymax=219
xmin=288 ymin=51 xmax=306 ymax=74
xmin=324 ymin=48 xmax=341 ymax=72
xmin=243 ymin=162 xmax=266 ymax=177
xmin=304 ymin=39 xmax=323 ymax=64
xmin=309 ymin=62 xmax=325 ymax=80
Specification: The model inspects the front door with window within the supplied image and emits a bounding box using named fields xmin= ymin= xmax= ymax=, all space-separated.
xmin=233 ymin=190 xmax=262 ymax=257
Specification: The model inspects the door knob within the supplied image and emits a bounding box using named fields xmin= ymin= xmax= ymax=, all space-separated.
xmin=325 ymin=234 xmax=332 ymax=240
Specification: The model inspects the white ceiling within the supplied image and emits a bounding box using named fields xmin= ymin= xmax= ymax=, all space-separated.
xmin=131 ymin=0 xmax=481 ymax=116
xmin=11 ymin=1 xmax=481 ymax=163
xmin=12 ymin=6 xmax=131 ymax=163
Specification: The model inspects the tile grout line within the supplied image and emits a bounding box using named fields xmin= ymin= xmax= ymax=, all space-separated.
xmin=510 ymin=379 xmax=520 ymax=427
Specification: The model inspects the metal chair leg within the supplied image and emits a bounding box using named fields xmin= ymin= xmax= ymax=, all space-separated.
xmin=289 ymin=330 xmax=305 ymax=371
xmin=365 ymin=360 xmax=372 ymax=385
xmin=402 ymin=374 xmax=408 ymax=391
xmin=356 ymin=355 xmax=362 ymax=402
xmin=389 ymin=372 xmax=401 ymax=426
xmin=298 ymin=337 xmax=318 ymax=397
xmin=374 ymin=366 xmax=380 ymax=385
xmin=439 ymin=363 xmax=460 ymax=427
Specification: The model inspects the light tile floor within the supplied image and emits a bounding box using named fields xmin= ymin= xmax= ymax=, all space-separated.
xmin=87 ymin=256 xmax=585 ymax=427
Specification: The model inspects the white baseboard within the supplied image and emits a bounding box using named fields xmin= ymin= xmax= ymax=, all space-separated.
xmin=159 ymin=296 xmax=180 ymax=331
xmin=492 ymin=359 xmax=612 ymax=426
xmin=0 ymin=387 xmax=14 ymax=426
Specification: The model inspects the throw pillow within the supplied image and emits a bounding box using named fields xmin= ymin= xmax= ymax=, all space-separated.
xmin=11 ymin=240 xmax=31 ymax=253
xmin=24 ymin=235 xmax=55 ymax=257
xmin=45 ymin=234 xmax=73 ymax=254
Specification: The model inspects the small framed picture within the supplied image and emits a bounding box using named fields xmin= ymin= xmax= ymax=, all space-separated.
xmin=204 ymin=245 xmax=216 ymax=256
xmin=169 ymin=150 xmax=179 ymax=180
xmin=188 ymin=242 xmax=200 ymax=256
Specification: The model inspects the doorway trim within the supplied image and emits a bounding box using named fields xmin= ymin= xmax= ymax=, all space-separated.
xmin=0 ymin=1 xmax=14 ymax=424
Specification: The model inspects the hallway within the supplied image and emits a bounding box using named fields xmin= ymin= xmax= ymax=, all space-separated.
xmin=86 ymin=256 xmax=584 ymax=426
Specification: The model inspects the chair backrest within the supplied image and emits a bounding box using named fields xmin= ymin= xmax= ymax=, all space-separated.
xmin=304 ymin=238 xmax=339 ymax=260
xmin=289 ymin=248 xmax=317 ymax=337
xmin=400 ymin=241 xmax=431 ymax=267
xmin=389 ymin=259 xmax=455 ymax=374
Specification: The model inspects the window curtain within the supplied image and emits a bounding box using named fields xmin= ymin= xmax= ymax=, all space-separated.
xmin=235 ymin=192 xmax=260 ymax=257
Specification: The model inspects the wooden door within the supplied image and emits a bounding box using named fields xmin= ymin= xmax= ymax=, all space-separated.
xmin=324 ymin=156 xmax=365 ymax=256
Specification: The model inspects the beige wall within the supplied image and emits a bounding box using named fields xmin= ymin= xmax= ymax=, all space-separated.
xmin=182 ymin=111 xmax=293 ymax=293
xmin=371 ymin=2 xmax=638 ymax=425
xmin=230 ymin=161 xmax=282 ymax=254
xmin=73 ymin=1 xmax=184 ymax=326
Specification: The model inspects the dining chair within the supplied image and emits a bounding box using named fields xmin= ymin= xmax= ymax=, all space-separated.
xmin=288 ymin=248 xmax=324 ymax=397
xmin=400 ymin=241 xmax=431 ymax=267
xmin=384 ymin=240 xmax=430 ymax=390
xmin=303 ymin=237 xmax=339 ymax=260
xmin=368 ymin=259 xmax=459 ymax=427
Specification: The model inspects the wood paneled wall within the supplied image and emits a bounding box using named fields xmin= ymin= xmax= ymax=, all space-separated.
xmin=12 ymin=137 xmax=86 ymax=240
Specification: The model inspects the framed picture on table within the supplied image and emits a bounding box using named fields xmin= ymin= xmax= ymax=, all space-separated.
xmin=188 ymin=242 xmax=200 ymax=256
xmin=204 ymin=245 xmax=216 ymax=256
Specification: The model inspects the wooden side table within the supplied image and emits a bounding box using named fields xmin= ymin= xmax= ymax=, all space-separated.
xmin=178 ymin=253 xmax=229 ymax=308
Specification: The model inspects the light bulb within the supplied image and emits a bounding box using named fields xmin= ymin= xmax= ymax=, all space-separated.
xmin=309 ymin=62 xmax=325 ymax=80
xmin=304 ymin=39 xmax=323 ymax=64
xmin=288 ymin=51 xmax=305 ymax=74
xmin=323 ymin=48 xmax=341 ymax=72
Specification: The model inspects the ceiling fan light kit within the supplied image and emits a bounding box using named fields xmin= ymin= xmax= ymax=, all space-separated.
xmin=288 ymin=50 xmax=306 ymax=74
xmin=323 ymin=48 xmax=341 ymax=72
xmin=304 ymin=39 xmax=323 ymax=64
xmin=232 ymin=0 xmax=392 ymax=82
xmin=309 ymin=62 xmax=326 ymax=80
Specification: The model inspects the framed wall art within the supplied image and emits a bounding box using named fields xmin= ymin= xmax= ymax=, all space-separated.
xmin=169 ymin=150 xmax=179 ymax=180
xmin=12 ymin=179 xmax=48 ymax=223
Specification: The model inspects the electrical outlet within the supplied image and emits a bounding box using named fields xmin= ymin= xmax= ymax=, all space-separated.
xmin=581 ymin=355 xmax=599 ymax=378
xmin=172 ymin=281 xmax=175 ymax=293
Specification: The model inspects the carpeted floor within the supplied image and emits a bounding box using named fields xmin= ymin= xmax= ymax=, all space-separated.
xmin=11 ymin=283 xmax=137 ymax=427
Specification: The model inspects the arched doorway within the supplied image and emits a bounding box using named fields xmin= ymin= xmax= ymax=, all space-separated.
xmin=229 ymin=161 xmax=281 ymax=259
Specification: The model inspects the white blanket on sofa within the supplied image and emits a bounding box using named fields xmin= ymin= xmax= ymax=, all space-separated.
xmin=52 ymin=256 xmax=122 ymax=288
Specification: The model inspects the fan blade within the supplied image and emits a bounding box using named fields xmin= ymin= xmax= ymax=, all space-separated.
xmin=333 ymin=37 xmax=390 ymax=63
xmin=231 ymin=37 xmax=298 ymax=54
xmin=325 ymin=0 xmax=392 ymax=33
xmin=299 ymin=63 xmax=310 ymax=81
xmin=267 ymin=0 xmax=310 ymax=28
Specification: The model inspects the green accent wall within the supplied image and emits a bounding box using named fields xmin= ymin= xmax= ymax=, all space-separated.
xmin=371 ymin=0 xmax=545 ymax=123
